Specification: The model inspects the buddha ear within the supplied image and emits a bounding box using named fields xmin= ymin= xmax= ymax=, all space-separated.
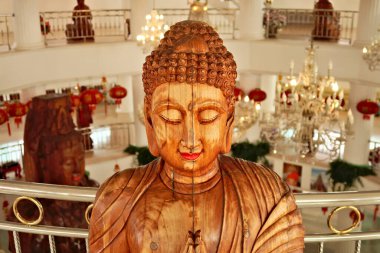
xmin=221 ymin=113 xmax=234 ymax=154
xmin=144 ymin=103 xmax=160 ymax=157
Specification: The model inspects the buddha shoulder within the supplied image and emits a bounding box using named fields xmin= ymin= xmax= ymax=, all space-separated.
xmin=96 ymin=167 xmax=147 ymax=197
xmin=220 ymin=155 xmax=287 ymax=190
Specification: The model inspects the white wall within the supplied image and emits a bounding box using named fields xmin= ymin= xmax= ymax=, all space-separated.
xmin=0 ymin=39 xmax=253 ymax=93
xmin=0 ymin=0 xmax=12 ymax=13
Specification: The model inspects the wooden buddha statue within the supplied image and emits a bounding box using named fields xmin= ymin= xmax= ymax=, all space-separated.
xmin=89 ymin=20 xmax=304 ymax=253
xmin=8 ymin=94 xmax=97 ymax=253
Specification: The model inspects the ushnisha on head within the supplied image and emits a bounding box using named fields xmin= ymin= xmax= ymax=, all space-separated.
xmin=142 ymin=20 xmax=237 ymax=114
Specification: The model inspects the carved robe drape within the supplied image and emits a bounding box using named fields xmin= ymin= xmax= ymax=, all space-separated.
xmin=89 ymin=155 xmax=304 ymax=253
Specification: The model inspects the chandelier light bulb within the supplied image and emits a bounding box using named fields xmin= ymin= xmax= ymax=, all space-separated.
xmin=331 ymin=81 xmax=339 ymax=93
xmin=290 ymin=78 xmax=297 ymax=87
xmin=282 ymin=93 xmax=287 ymax=103
xmin=294 ymin=92 xmax=299 ymax=102
xmin=347 ymin=109 xmax=354 ymax=125
xmin=338 ymin=90 xmax=344 ymax=100
xmin=146 ymin=14 xmax=151 ymax=20
xmin=255 ymin=103 xmax=262 ymax=111
xmin=363 ymin=47 xmax=368 ymax=54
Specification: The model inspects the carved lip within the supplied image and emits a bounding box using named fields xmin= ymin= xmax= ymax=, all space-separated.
xmin=179 ymin=152 xmax=201 ymax=160
xmin=72 ymin=174 xmax=82 ymax=182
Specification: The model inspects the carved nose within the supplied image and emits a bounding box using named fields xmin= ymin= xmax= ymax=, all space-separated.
xmin=181 ymin=117 xmax=201 ymax=151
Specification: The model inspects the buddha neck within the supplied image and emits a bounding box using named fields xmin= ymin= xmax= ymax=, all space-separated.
xmin=160 ymin=160 xmax=221 ymax=194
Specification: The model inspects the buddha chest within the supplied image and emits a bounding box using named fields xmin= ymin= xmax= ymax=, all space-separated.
xmin=126 ymin=173 xmax=224 ymax=253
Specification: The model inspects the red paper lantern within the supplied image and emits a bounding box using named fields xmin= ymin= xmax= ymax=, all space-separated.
xmin=0 ymin=109 xmax=9 ymax=125
xmin=7 ymin=102 xmax=27 ymax=128
xmin=109 ymin=85 xmax=127 ymax=105
xmin=234 ymin=87 xmax=245 ymax=100
xmin=80 ymin=89 xmax=103 ymax=111
xmin=349 ymin=210 xmax=365 ymax=221
xmin=0 ymin=108 xmax=11 ymax=136
xmin=356 ymin=100 xmax=379 ymax=120
xmin=248 ymin=88 xmax=267 ymax=102
xmin=70 ymin=94 xmax=81 ymax=112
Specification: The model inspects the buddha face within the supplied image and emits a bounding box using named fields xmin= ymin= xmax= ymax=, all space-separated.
xmin=43 ymin=139 xmax=85 ymax=186
xmin=146 ymin=83 xmax=234 ymax=177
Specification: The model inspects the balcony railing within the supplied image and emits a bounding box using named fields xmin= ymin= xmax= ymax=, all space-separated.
xmin=263 ymin=8 xmax=359 ymax=44
xmin=0 ymin=122 xmax=133 ymax=174
xmin=0 ymin=14 xmax=14 ymax=51
xmin=79 ymin=122 xmax=134 ymax=151
xmin=0 ymin=179 xmax=379 ymax=252
xmin=157 ymin=8 xmax=238 ymax=39
xmin=39 ymin=9 xmax=131 ymax=46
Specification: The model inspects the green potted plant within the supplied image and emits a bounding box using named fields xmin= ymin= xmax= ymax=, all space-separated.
xmin=327 ymin=159 xmax=376 ymax=191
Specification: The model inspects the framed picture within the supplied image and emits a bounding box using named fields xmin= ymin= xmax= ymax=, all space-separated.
xmin=283 ymin=162 xmax=302 ymax=188
xmin=310 ymin=168 xmax=328 ymax=192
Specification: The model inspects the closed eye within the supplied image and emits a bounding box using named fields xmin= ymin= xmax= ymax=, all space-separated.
xmin=198 ymin=109 xmax=220 ymax=124
xmin=159 ymin=109 xmax=182 ymax=125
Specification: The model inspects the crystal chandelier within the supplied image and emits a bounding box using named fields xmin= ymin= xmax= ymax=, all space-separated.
xmin=260 ymin=42 xmax=354 ymax=159
xmin=233 ymin=95 xmax=261 ymax=142
xmin=362 ymin=35 xmax=380 ymax=71
xmin=136 ymin=10 xmax=169 ymax=54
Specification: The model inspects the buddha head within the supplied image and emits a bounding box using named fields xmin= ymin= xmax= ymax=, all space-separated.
xmin=39 ymin=133 xmax=85 ymax=186
xmin=143 ymin=20 xmax=237 ymax=178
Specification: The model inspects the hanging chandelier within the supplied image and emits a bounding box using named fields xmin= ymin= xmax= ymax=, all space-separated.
xmin=188 ymin=0 xmax=209 ymax=23
xmin=136 ymin=10 xmax=169 ymax=54
xmin=260 ymin=42 xmax=354 ymax=159
xmin=362 ymin=35 xmax=380 ymax=71
xmin=233 ymin=88 xmax=266 ymax=142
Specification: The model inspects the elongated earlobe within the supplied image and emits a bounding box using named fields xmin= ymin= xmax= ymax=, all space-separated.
xmin=144 ymin=103 xmax=160 ymax=157
xmin=221 ymin=114 xmax=234 ymax=154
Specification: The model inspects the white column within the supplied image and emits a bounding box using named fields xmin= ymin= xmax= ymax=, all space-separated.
xmin=343 ymin=82 xmax=376 ymax=164
xmin=238 ymin=72 xmax=261 ymax=142
xmin=132 ymin=74 xmax=148 ymax=146
xmin=354 ymin=0 xmax=380 ymax=46
xmin=259 ymin=74 xmax=277 ymax=114
xmin=13 ymin=0 xmax=43 ymax=50
xmin=130 ymin=0 xmax=151 ymax=40
xmin=236 ymin=0 xmax=264 ymax=40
